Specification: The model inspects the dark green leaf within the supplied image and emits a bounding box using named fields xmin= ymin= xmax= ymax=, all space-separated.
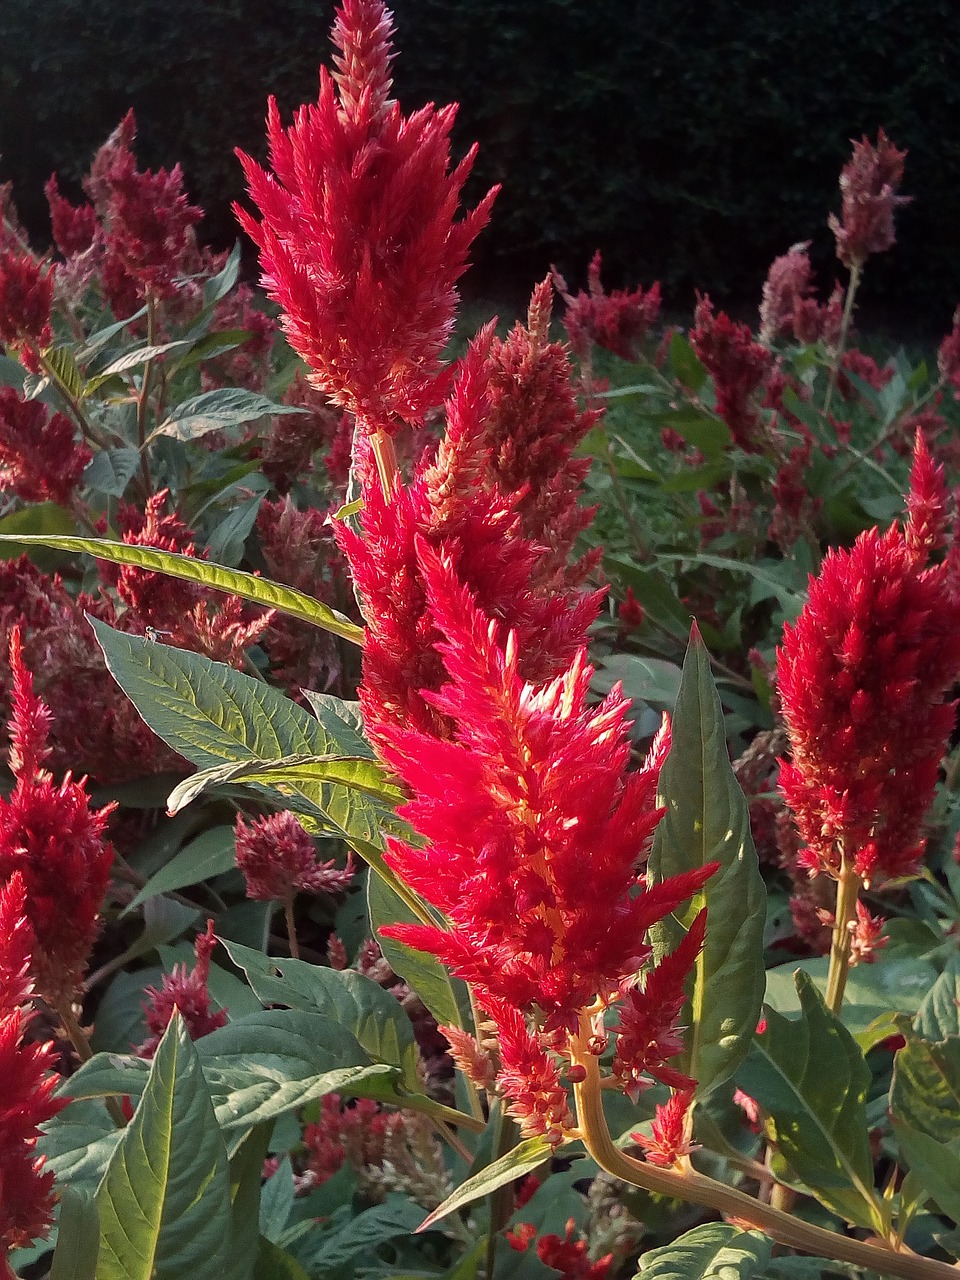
xmin=206 ymin=493 xmax=264 ymax=566
xmin=915 ymin=953 xmax=960 ymax=1040
xmin=83 ymin=447 xmax=140 ymax=497
xmin=96 ymin=339 xmax=193 ymax=377
xmin=41 ymin=1099 xmax=125 ymax=1196
xmin=299 ymin=1195 xmax=426 ymax=1269
xmin=668 ymin=332 xmax=707 ymax=393
xmin=50 ymin=1186 xmax=99 ymax=1280
xmin=203 ymin=243 xmax=242 ymax=308
xmin=228 ymin=1124 xmax=273 ymax=1280
xmin=95 ymin=1014 xmax=234 ymax=1280
xmin=636 ymin=1222 xmax=772 ymax=1280
xmin=124 ymin=824 xmax=237 ymax=911
xmin=661 ymin=406 xmax=731 ymax=458
xmin=418 ymin=1138 xmax=554 ymax=1232
xmin=737 ymin=971 xmax=881 ymax=1230
xmin=591 ymin=654 xmax=683 ymax=711
xmin=892 ymin=1120 xmax=960 ymax=1225
xmin=763 ymin=952 xmax=939 ymax=1035
xmin=647 ymin=625 xmax=766 ymax=1096
xmin=77 ymin=308 xmax=148 ymax=361
xmin=0 ymin=502 xmax=76 ymax=562
xmin=890 ymin=1026 xmax=960 ymax=1142
xmin=255 ymin=1236 xmax=312 ymax=1280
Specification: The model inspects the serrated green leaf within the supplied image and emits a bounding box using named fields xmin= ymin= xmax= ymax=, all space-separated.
xmin=95 ymin=1014 xmax=234 ymax=1280
xmin=83 ymin=448 xmax=140 ymax=497
xmin=737 ymin=971 xmax=881 ymax=1230
xmin=0 ymin=535 xmax=363 ymax=641
xmin=890 ymin=1025 xmax=960 ymax=1141
xmin=636 ymin=1222 xmax=772 ymax=1280
xmin=647 ymin=625 xmax=766 ymax=1096
xmin=892 ymin=1119 xmax=960 ymax=1225
xmin=418 ymin=1138 xmax=554 ymax=1232
xmin=152 ymin=388 xmax=304 ymax=442
xmin=124 ymin=824 xmax=237 ymax=911
xmin=367 ymin=872 xmax=468 ymax=1031
xmin=166 ymin=753 xmax=404 ymax=816
xmin=50 ymin=1186 xmax=99 ymax=1280
xmin=220 ymin=940 xmax=422 ymax=1091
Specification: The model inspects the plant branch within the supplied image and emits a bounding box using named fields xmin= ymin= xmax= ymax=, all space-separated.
xmin=821 ymin=264 xmax=862 ymax=424
xmin=56 ymin=999 xmax=127 ymax=1128
xmin=825 ymin=861 xmax=861 ymax=1015
xmin=568 ymin=1017 xmax=953 ymax=1280
xmin=136 ymin=292 xmax=156 ymax=494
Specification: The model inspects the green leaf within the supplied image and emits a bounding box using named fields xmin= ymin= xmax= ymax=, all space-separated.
xmin=661 ymin=406 xmax=731 ymax=458
xmin=40 ymin=1099 xmax=126 ymax=1196
xmin=50 ymin=1186 xmax=99 ymax=1280
xmin=0 ymin=352 xmax=26 ymax=389
xmin=367 ymin=871 xmax=468 ymax=1031
xmin=95 ymin=1014 xmax=234 ymax=1280
xmin=299 ymin=1195 xmax=426 ymax=1270
xmin=173 ymin=328 xmax=251 ymax=370
xmin=219 ymin=939 xmax=422 ymax=1091
xmin=603 ymin=557 xmax=691 ymax=638
xmin=658 ymin=553 xmax=804 ymax=616
xmin=418 ymin=1138 xmax=554 ymax=1232
xmin=890 ymin=1025 xmax=960 ymax=1142
xmin=124 ymin=824 xmax=237 ymax=911
xmin=166 ymin=753 xmax=404 ymax=816
xmin=83 ymin=448 xmax=141 ymax=497
xmin=77 ymin=308 xmax=149 ymax=361
xmin=89 ymin=621 xmax=385 ymax=844
xmin=915 ymin=953 xmax=960 ymax=1040
xmin=636 ymin=1222 xmax=772 ymax=1280
xmin=205 ymin=493 xmax=264 ymax=566
xmin=647 ymin=625 xmax=766 ymax=1096
xmin=96 ymin=339 xmax=194 ymax=377
xmin=255 ymin=1236 xmax=312 ymax=1280
xmin=668 ymin=332 xmax=708 ymax=393
xmin=33 ymin=344 xmax=85 ymax=400
xmin=591 ymin=654 xmax=683 ymax=711
xmin=891 ymin=1120 xmax=960 ymax=1225
xmin=0 ymin=535 xmax=364 ymax=642
xmin=228 ymin=1124 xmax=273 ymax=1280
xmin=736 ymin=971 xmax=881 ymax=1230
xmin=203 ymin=242 xmax=242 ymax=308
xmin=763 ymin=952 xmax=939 ymax=1036
xmin=0 ymin=502 xmax=77 ymax=562
xmin=152 ymin=388 xmax=305 ymax=442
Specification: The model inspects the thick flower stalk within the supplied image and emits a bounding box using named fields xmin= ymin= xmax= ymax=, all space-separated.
xmin=236 ymin=0 xmax=497 ymax=437
xmin=0 ymin=630 xmax=114 ymax=1004
xmin=777 ymin=434 xmax=960 ymax=1006
xmin=375 ymin=544 xmax=714 ymax=1138
xmin=0 ymin=873 xmax=66 ymax=1264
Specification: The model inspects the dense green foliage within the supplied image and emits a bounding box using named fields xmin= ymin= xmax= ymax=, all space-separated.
xmin=3 ymin=0 xmax=960 ymax=319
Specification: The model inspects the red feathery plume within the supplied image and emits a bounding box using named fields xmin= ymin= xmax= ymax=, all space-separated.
xmin=777 ymin=433 xmax=960 ymax=887
xmin=377 ymin=544 xmax=714 ymax=1035
xmin=758 ymin=242 xmax=826 ymax=346
xmin=554 ymin=252 xmax=661 ymax=362
xmin=44 ymin=176 xmax=98 ymax=259
xmin=0 ymin=630 xmax=114 ymax=1002
xmin=0 ymin=251 xmax=53 ymax=362
xmin=236 ymin=0 xmax=498 ymax=433
xmin=632 ymin=1089 xmax=698 ymax=1167
xmin=690 ymin=295 xmax=773 ymax=453
xmin=0 ymin=873 xmax=67 ymax=1255
xmin=234 ymin=811 xmax=355 ymax=902
xmin=137 ymin=920 xmax=227 ymax=1058
xmin=0 ymin=386 xmax=91 ymax=505
xmin=828 ymin=129 xmax=910 ymax=269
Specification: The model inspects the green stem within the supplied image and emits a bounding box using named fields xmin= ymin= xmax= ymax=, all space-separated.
xmin=825 ymin=863 xmax=861 ymax=1016
xmin=821 ymin=263 xmax=862 ymax=424
xmin=485 ymin=1103 xmax=517 ymax=1280
xmin=35 ymin=348 xmax=110 ymax=451
xmin=56 ymin=999 xmax=127 ymax=1129
xmin=282 ymin=887 xmax=300 ymax=961
xmin=568 ymin=1016 xmax=950 ymax=1280
xmin=136 ymin=293 xmax=156 ymax=495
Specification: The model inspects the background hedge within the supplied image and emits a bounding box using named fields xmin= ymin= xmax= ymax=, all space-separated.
xmin=2 ymin=0 xmax=959 ymax=328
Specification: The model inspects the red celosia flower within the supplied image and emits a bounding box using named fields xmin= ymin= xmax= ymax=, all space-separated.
xmin=632 ymin=1089 xmax=698 ymax=1167
xmin=259 ymin=372 xmax=345 ymax=493
xmin=554 ymin=251 xmax=661 ymax=362
xmin=776 ymin=434 xmax=960 ymax=887
xmin=759 ymin=242 xmax=824 ymax=346
xmin=234 ymin=811 xmax=355 ymax=901
xmin=137 ymin=920 xmax=227 ymax=1058
xmin=44 ymin=175 xmax=98 ymax=258
xmin=0 ymin=251 xmax=54 ymax=355
xmin=486 ymin=998 xmax=575 ymax=1144
xmin=377 ymin=544 xmax=715 ymax=1034
xmin=0 ymin=873 xmax=66 ymax=1256
xmin=0 ymin=386 xmax=91 ymax=505
xmin=837 ymin=348 xmax=893 ymax=402
xmin=236 ymin=0 xmax=498 ymax=433
xmin=533 ymin=1220 xmax=613 ymax=1280
xmin=200 ymin=284 xmax=277 ymax=393
xmin=733 ymin=1087 xmax=762 ymax=1132
xmin=613 ymin=910 xmax=707 ymax=1096
xmin=618 ymin=587 xmax=645 ymax=632
xmin=690 ymin=295 xmax=773 ymax=453
xmin=440 ymin=1023 xmax=497 ymax=1091
xmin=938 ymin=306 xmax=960 ymax=394
xmin=828 ymin=129 xmax=911 ymax=269
xmin=0 ymin=630 xmax=114 ymax=1002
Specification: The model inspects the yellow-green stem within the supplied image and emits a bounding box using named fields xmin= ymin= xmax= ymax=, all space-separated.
xmin=136 ymin=293 xmax=156 ymax=494
xmin=825 ymin=865 xmax=861 ymax=1016
xmin=568 ymin=1017 xmax=952 ymax=1280
xmin=821 ymin=263 xmax=862 ymax=424
xmin=57 ymin=999 xmax=127 ymax=1128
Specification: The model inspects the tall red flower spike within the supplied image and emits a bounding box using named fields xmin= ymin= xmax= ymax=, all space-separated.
xmin=0 ymin=251 xmax=54 ymax=366
xmin=137 ymin=920 xmax=228 ymax=1058
xmin=690 ymin=295 xmax=774 ymax=453
xmin=0 ymin=386 xmax=92 ymax=506
xmin=0 ymin=872 xmax=66 ymax=1258
xmin=828 ymin=129 xmax=910 ymax=269
xmin=554 ymin=251 xmax=661 ymax=363
xmin=0 ymin=629 xmax=114 ymax=1003
xmin=236 ymin=0 xmax=498 ymax=434
xmin=377 ymin=543 xmax=715 ymax=1037
xmin=777 ymin=433 xmax=960 ymax=887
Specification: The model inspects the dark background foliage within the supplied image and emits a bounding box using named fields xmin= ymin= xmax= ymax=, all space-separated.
xmin=2 ymin=0 xmax=959 ymax=328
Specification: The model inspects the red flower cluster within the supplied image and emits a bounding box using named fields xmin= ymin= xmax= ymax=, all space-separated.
xmin=137 ymin=920 xmax=227 ymax=1058
xmin=777 ymin=435 xmax=960 ymax=887
xmin=0 ymin=873 xmax=66 ymax=1257
xmin=234 ymin=810 xmax=355 ymax=902
xmin=758 ymin=243 xmax=842 ymax=347
xmin=690 ymin=295 xmax=774 ymax=453
xmin=554 ymin=251 xmax=661 ymax=362
xmin=828 ymin=129 xmax=910 ymax=269
xmin=237 ymin=0 xmax=497 ymax=433
xmin=632 ymin=1089 xmax=698 ymax=1168
xmin=0 ymin=386 xmax=91 ymax=505
xmin=508 ymin=1218 xmax=613 ymax=1280
xmin=0 ymin=250 xmax=53 ymax=364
